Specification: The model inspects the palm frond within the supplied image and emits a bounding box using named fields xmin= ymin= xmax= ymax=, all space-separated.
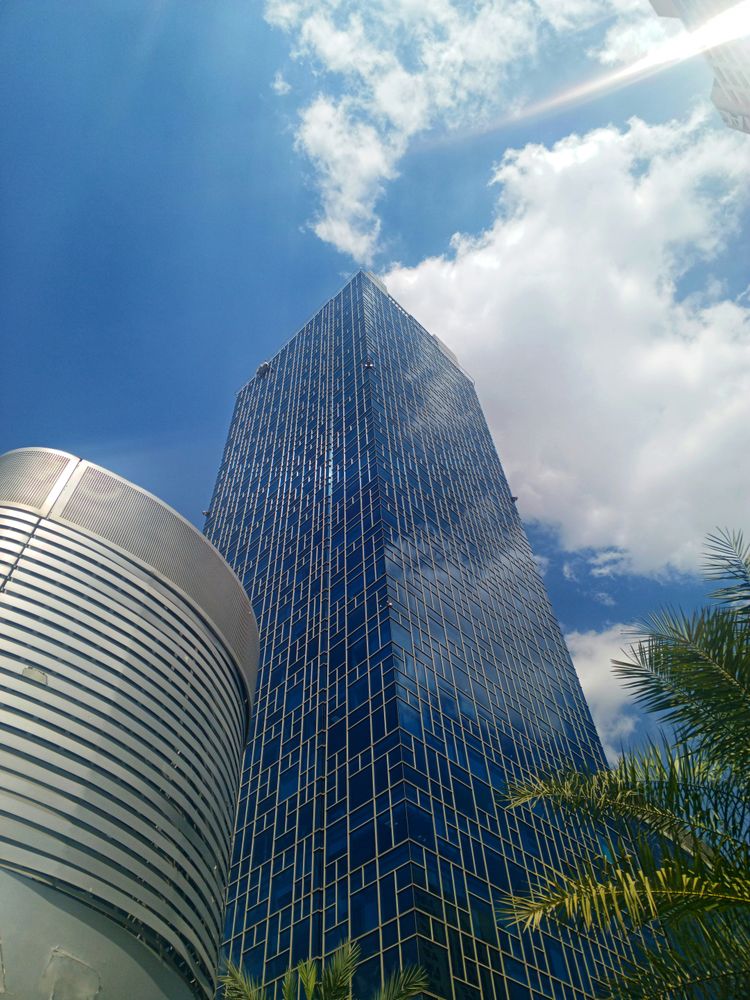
xmin=319 ymin=941 xmax=360 ymax=1000
xmin=297 ymin=959 xmax=318 ymax=1000
xmin=219 ymin=962 xmax=269 ymax=1000
xmin=605 ymin=913 xmax=750 ymax=999
xmin=502 ymin=529 xmax=750 ymax=994
xmin=499 ymin=856 xmax=750 ymax=933
xmin=613 ymin=607 xmax=750 ymax=777
xmin=703 ymin=528 xmax=750 ymax=615
xmin=283 ymin=967 xmax=299 ymax=1000
xmin=506 ymin=742 xmax=750 ymax=859
xmin=374 ymin=965 xmax=430 ymax=1000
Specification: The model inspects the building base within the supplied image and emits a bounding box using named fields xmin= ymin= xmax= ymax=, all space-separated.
xmin=0 ymin=869 xmax=197 ymax=1000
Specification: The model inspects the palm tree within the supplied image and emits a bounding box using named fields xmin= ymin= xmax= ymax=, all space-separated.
xmin=499 ymin=529 xmax=750 ymax=998
xmin=219 ymin=940 xmax=429 ymax=1000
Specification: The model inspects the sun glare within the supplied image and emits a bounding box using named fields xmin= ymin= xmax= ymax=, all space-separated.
xmin=512 ymin=0 xmax=750 ymax=122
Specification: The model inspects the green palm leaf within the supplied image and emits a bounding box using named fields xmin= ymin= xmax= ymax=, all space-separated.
xmin=319 ymin=940 xmax=360 ymax=1000
xmin=374 ymin=965 xmax=430 ymax=1000
xmin=613 ymin=608 xmax=750 ymax=779
xmin=704 ymin=528 xmax=750 ymax=616
xmin=605 ymin=914 xmax=750 ymax=999
xmin=500 ymin=856 xmax=750 ymax=933
xmin=506 ymin=742 xmax=750 ymax=860
xmin=297 ymin=958 xmax=318 ymax=1000
xmin=219 ymin=962 xmax=269 ymax=1000
xmin=222 ymin=941 xmax=428 ymax=1000
xmin=282 ymin=967 xmax=299 ymax=1000
xmin=501 ymin=530 xmax=750 ymax=995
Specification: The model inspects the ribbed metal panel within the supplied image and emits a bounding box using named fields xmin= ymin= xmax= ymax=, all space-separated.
xmin=0 ymin=448 xmax=71 ymax=510
xmin=0 ymin=449 xmax=260 ymax=1000
xmin=0 ymin=449 xmax=258 ymax=697
xmin=59 ymin=464 xmax=257 ymax=696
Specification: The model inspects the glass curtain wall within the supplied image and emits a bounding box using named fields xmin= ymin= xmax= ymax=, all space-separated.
xmin=206 ymin=272 xmax=630 ymax=999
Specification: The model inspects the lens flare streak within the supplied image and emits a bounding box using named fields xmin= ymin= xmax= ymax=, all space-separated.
xmin=511 ymin=0 xmax=750 ymax=123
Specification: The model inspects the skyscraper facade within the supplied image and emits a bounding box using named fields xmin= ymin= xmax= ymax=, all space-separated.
xmin=207 ymin=272 xmax=627 ymax=998
xmin=0 ymin=448 xmax=258 ymax=1000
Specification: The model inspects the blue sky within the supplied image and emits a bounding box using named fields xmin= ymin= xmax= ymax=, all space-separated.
xmin=2 ymin=0 xmax=748 ymax=758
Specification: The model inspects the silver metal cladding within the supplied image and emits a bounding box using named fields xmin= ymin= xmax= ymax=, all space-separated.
xmin=0 ymin=448 xmax=259 ymax=1000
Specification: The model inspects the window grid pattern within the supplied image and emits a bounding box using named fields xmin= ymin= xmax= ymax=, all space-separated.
xmin=208 ymin=272 xmax=633 ymax=998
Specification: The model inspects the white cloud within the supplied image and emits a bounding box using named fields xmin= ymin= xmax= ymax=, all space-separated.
xmin=535 ymin=0 xmax=672 ymax=64
xmin=264 ymin=0 xmax=662 ymax=260
xmin=271 ymin=71 xmax=292 ymax=95
xmin=594 ymin=10 xmax=672 ymax=66
xmin=566 ymin=624 xmax=643 ymax=761
xmin=295 ymin=96 xmax=405 ymax=262
xmin=385 ymin=111 xmax=750 ymax=576
xmin=569 ymin=0 xmax=680 ymax=66
xmin=532 ymin=552 xmax=551 ymax=575
xmin=593 ymin=591 xmax=616 ymax=607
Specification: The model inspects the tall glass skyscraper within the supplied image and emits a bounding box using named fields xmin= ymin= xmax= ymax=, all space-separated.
xmin=206 ymin=272 xmax=627 ymax=998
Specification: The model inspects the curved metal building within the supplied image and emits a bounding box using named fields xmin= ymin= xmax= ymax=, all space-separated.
xmin=0 ymin=448 xmax=259 ymax=1000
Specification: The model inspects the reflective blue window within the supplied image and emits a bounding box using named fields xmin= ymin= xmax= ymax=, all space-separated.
xmin=208 ymin=272 xmax=625 ymax=997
